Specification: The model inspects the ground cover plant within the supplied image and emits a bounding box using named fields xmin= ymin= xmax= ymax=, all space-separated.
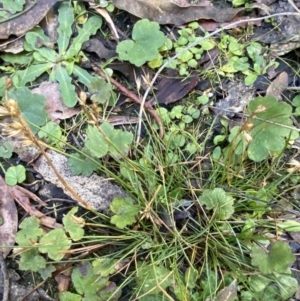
xmin=0 ymin=1 xmax=300 ymax=301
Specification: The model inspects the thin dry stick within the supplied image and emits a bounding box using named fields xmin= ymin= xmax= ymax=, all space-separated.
xmin=137 ymin=11 xmax=300 ymax=143
xmin=91 ymin=64 xmax=164 ymax=137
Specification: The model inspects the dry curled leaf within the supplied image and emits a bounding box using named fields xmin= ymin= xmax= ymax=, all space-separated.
xmin=11 ymin=185 xmax=63 ymax=229
xmin=148 ymin=72 xmax=199 ymax=105
xmin=91 ymin=6 xmax=119 ymax=40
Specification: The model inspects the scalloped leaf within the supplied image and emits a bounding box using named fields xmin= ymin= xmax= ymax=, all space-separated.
xmin=5 ymin=165 xmax=26 ymax=186
xmin=63 ymin=207 xmax=85 ymax=241
xmin=85 ymin=123 xmax=133 ymax=158
xmin=93 ymin=258 xmax=118 ymax=277
xmin=198 ymin=188 xmax=234 ymax=220
xmin=110 ymin=197 xmax=140 ymax=229
xmin=136 ymin=264 xmax=174 ymax=295
xmin=89 ymin=77 xmax=112 ymax=104
xmin=251 ymin=241 xmax=295 ymax=274
xmin=72 ymin=262 xmax=109 ymax=299
xmin=39 ymin=228 xmax=71 ymax=261
xmin=19 ymin=248 xmax=46 ymax=272
xmin=15 ymin=216 xmax=43 ymax=246
xmin=67 ymin=153 xmax=96 ymax=176
xmin=117 ymin=19 xmax=165 ymax=67
xmin=248 ymin=96 xmax=299 ymax=161
xmin=0 ymin=141 xmax=13 ymax=159
xmin=2 ymin=0 xmax=25 ymax=14
xmin=229 ymin=96 xmax=299 ymax=161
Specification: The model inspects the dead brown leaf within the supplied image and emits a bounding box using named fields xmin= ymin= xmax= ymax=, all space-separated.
xmin=40 ymin=6 xmax=59 ymax=43
xmin=266 ymin=71 xmax=288 ymax=100
xmin=32 ymin=82 xmax=80 ymax=123
xmin=112 ymin=0 xmax=258 ymax=25
xmin=0 ymin=0 xmax=62 ymax=39
xmin=82 ymin=39 xmax=117 ymax=60
xmin=11 ymin=185 xmax=63 ymax=229
xmin=147 ymin=71 xmax=199 ymax=105
xmin=0 ymin=37 xmax=25 ymax=54
xmin=0 ymin=176 xmax=18 ymax=258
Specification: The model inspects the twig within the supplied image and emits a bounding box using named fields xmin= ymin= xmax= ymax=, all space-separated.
xmin=91 ymin=64 xmax=164 ymax=138
xmin=137 ymin=11 xmax=300 ymax=143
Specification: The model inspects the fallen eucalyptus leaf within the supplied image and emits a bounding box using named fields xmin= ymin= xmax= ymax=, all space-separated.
xmin=112 ymin=0 xmax=259 ymax=25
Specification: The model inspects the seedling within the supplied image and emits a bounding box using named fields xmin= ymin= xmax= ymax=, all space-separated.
xmin=172 ymin=22 xmax=215 ymax=75
xmin=218 ymin=37 xmax=278 ymax=85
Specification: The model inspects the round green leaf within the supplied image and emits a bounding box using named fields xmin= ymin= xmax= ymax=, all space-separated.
xmin=116 ymin=19 xmax=165 ymax=67
xmin=5 ymin=165 xmax=26 ymax=186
